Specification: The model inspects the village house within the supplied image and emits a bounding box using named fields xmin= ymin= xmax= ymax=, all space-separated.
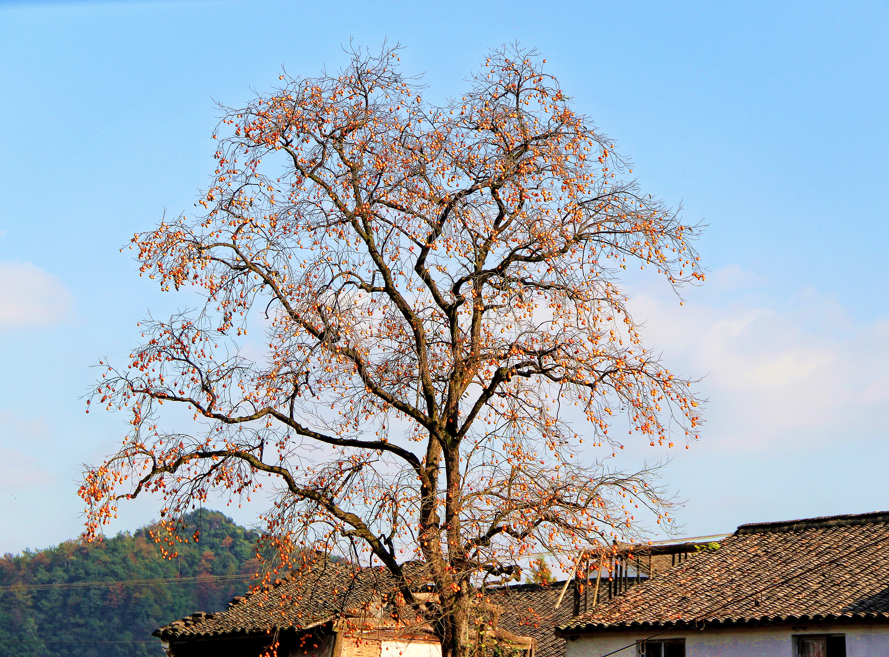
xmin=153 ymin=539 xmax=708 ymax=657
xmin=556 ymin=511 xmax=889 ymax=657
xmin=155 ymin=558 xmax=440 ymax=657
xmin=157 ymin=511 xmax=889 ymax=657
xmin=153 ymin=556 xmax=574 ymax=657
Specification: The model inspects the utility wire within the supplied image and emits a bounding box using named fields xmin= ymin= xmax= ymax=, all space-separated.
xmin=0 ymin=572 xmax=253 ymax=593
xmin=494 ymin=534 xmax=733 ymax=565
xmin=3 ymin=532 xmax=863 ymax=648
xmin=0 ymin=640 xmax=156 ymax=645
xmin=0 ymin=536 xmax=732 ymax=594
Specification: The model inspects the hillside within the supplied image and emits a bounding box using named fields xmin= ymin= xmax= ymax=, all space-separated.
xmin=0 ymin=510 xmax=260 ymax=657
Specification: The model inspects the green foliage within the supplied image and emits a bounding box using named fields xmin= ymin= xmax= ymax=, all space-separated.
xmin=0 ymin=510 xmax=259 ymax=657
xmin=693 ymin=542 xmax=721 ymax=552
xmin=471 ymin=627 xmax=526 ymax=657
xmin=524 ymin=559 xmax=556 ymax=585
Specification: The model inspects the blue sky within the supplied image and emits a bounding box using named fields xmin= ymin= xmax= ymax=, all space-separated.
xmin=1 ymin=0 xmax=887 ymax=555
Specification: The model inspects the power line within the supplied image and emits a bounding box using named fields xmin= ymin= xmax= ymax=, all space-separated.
xmin=509 ymin=534 xmax=733 ymax=562
xmin=0 ymin=572 xmax=253 ymax=593
xmin=4 ymin=535 xmax=878 ymax=650
xmin=644 ymin=533 xmax=732 ymax=546
xmin=0 ymin=640 xmax=156 ymax=645
xmin=0 ymin=537 xmax=730 ymax=593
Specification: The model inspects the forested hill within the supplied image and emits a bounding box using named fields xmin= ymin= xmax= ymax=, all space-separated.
xmin=0 ymin=510 xmax=259 ymax=657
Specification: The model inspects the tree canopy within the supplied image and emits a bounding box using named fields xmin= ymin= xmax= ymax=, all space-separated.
xmin=81 ymin=44 xmax=703 ymax=657
xmin=0 ymin=511 xmax=258 ymax=657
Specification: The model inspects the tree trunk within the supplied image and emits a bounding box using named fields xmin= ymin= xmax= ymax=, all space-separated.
xmin=437 ymin=599 xmax=471 ymax=657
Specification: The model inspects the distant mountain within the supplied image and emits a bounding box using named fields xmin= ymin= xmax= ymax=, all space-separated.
xmin=0 ymin=510 xmax=260 ymax=657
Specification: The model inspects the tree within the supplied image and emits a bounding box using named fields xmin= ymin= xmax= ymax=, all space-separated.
xmin=81 ymin=44 xmax=703 ymax=657
xmin=0 ymin=511 xmax=259 ymax=657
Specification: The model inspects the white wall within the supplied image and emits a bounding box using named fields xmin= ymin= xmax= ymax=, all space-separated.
xmin=564 ymin=623 xmax=889 ymax=657
xmin=381 ymin=639 xmax=442 ymax=657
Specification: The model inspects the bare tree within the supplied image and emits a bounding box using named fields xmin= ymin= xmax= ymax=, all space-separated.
xmin=81 ymin=44 xmax=703 ymax=657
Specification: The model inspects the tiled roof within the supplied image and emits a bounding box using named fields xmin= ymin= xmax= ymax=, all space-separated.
xmin=558 ymin=511 xmax=889 ymax=634
xmin=155 ymin=557 xmax=574 ymax=655
xmin=154 ymin=558 xmax=426 ymax=639
xmin=493 ymin=582 xmax=574 ymax=657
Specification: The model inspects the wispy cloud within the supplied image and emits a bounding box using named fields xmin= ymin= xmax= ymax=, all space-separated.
xmin=629 ymin=266 xmax=889 ymax=452
xmin=0 ymin=261 xmax=75 ymax=331
xmin=0 ymin=410 xmax=55 ymax=490
xmin=0 ymin=411 xmax=52 ymax=443
xmin=0 ymin=447 xmax=56 ymax=491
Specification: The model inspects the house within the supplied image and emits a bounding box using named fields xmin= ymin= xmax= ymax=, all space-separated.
xmin=485 ymin=581 xmax=575 ymax=657
xmin=154 ymin=556 xmax=545 ymax=657
xmin=154 ymin=541 xmax=718 ymax=657
xmin=556 ymin=511 xmax=889 ymax=657
xmin=565 ymin=540 xmax=727 ymax=619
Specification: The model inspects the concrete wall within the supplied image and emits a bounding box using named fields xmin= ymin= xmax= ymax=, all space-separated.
xmin=342 ymin=637 xmax=383 ymax=657
xmin=564 ymin=623 xmax=889 ymax=657
xmin=381 ymin=639 xmax=442 ymax=657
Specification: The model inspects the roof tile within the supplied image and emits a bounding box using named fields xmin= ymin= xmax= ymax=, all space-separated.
xmin=155 ymin=559 xmax=424 ymax=639
xmin=558 ymin=511 xmax=889 ymax=633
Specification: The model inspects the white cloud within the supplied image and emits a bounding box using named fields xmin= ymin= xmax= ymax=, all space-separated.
xmin=0 ymin=411 xmax=51 ymax=443
xmin=0 ymin=411 xmax=56 ymax=491
xmin=628 ymin=266 xmax=889 ymax=452
xmin=0 ymin=261 xmax=75 ymax=330
xmin=0 ymin=447 xmax=55 ymax=491
xmin=706 ymin=263 xmax=766 ymax=292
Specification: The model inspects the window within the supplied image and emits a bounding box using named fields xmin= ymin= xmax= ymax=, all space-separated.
xmin=793 ymin=634 xmax=846 ymax=657
xmin=636 ymin=639 xmax=685 ymax=657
